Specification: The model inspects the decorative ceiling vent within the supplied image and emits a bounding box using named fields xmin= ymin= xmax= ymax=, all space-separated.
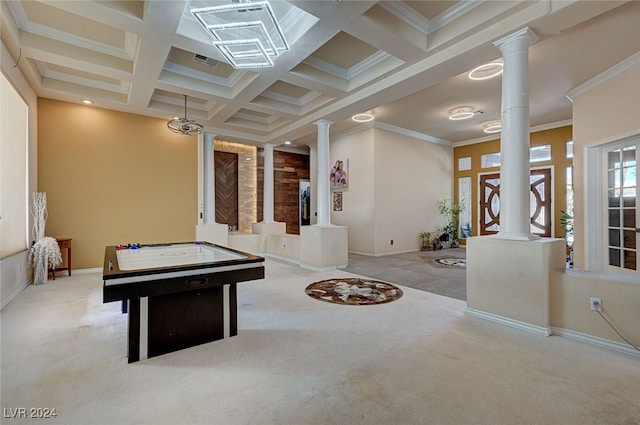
xmin=193 ymin=54 xmax=220 ymax=67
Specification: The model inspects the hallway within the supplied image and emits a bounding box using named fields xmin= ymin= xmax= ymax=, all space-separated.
xmin=346 ymin=248 xmax=467 ymax=301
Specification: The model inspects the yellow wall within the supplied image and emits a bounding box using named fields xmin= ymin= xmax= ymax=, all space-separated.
xmin=37 ymin=98 xmax=198 ymax=269
xmin=454 ymin=125 xmax=573 ymax=242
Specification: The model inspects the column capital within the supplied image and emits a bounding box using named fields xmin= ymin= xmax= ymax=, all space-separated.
xmin=494 ymin=27 xmax=538 ymax=50
xmin=204 ymin=132 xmax=216 ymax=143
xmin=313 ymin=119 xmax=333 ymax=128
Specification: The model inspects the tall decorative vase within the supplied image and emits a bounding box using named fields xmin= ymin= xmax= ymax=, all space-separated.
xmin=29 ymin=193 xmax=61 ymax=284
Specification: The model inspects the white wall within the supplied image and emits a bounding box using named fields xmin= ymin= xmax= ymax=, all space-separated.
xmin=330 ymin=125 xmax=453 ymax=255
xmin=330 ymin=128 xmax=375 ymax=254
xmin=1 ymin=40 xmax=38 ymax=309
xmin=374 ymin=128 xmax=453 ymax=255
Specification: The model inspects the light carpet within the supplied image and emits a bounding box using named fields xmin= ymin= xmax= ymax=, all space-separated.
xmin=1 ymin=259 xmax=639 ymax=425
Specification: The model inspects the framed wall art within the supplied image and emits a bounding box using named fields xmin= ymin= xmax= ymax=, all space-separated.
xmin=333 ymin=192 xmax=343 ymax=211
xmin=299 ymin=179 xmax=311 ymax=226
xmin=330 ymin=159 xmax=348 ymax=190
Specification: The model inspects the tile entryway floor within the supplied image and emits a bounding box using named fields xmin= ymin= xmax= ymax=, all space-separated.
xmin=346 ymin=248 xmax=467 ymax=301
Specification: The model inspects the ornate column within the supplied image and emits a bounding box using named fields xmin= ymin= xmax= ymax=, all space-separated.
xmin=263 ymin=143 xmax=275 ymax=223
xmin=494 ymin=27 xmax=539 ymax=240
xmin=203 ymin=132 xmax=216 ymax=224
xmin=314 ymin=119 xmax=332 ymax=226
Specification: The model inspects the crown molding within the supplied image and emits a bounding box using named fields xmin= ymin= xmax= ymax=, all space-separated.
xmin=566 ymin=51 xmax=640 ymax=102
xmin=332 ymin=120 xmax=453 ymax=146
xmin=453 ymin=119 xmax=573 ymax=147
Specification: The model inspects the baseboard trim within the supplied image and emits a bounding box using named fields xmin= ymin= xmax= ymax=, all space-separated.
xmin=264 ymin=254 xmax=300 ymax=267
xmin=465 ymin=307 xmax=552 ymax=337
xmin=550 ymin=326 xmax=640 ymax=357
xmin=1 ymin=279 xmax=31 ymax=310
xmin=299 ymin=263 xmax=347 ymax=272
xmin=72 ymin=267 xmax=102 ymax=275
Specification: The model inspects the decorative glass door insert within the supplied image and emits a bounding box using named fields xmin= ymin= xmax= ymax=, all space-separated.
xmin=479 ymin=168 xmax=552 ymax=237
xmin=606 ymin=144 xmax=637 ymax=272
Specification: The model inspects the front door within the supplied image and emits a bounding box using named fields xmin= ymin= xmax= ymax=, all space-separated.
xmin=479 ymin=168 xmax=552 ymax=237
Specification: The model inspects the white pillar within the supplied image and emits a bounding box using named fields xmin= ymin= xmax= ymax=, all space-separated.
xmin=263 ymin=143 xmax=275 ymax=223
xmin=494 ymin=28 xmax=539 ymax=240
xmin=203 ymin=132 xmax=216 ymax=224
xmin=314 ymin=120 xmax=332 ymax=227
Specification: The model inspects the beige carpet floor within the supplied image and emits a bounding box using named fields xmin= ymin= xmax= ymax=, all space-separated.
xmin=1 ymin=259 xmax=639 ymax=425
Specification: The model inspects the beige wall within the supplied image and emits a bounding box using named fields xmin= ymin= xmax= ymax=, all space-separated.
xmin=571 ymin=64 xmax=640 ymax=270
xmin=38 ymin=98 xmax=198 ymax=270
xmin=330 ymin=126 xmax=453 ymax=255
xmin=555 ymin=60 xmax=640 ymax=346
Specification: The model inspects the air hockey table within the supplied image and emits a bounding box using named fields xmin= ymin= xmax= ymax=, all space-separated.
xmin=103 ymin=241 xmax=264 ymax=363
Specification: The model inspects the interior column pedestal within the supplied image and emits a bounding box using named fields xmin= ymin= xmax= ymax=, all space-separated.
xmin=300 ymin=225 xmax=348 ymax=271
xmin=466 ymin=236 xmax=566 ymax=336
xmin=252 ymin=222 xmax=286 ymax=254
xmin=196 ymin=223 xmax=229 ymax=246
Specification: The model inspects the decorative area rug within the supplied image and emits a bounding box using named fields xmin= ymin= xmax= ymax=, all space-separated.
xmin=305 ymin=278 xmax=403 ymax=305
xmin=431 ymin=258 xmax=467 ymax=268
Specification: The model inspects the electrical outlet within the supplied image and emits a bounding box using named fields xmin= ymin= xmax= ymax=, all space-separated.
xmin=590 ymin=297 xmax=602 ymax=312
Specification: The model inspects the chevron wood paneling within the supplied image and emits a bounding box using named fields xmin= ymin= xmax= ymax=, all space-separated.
xmin=257 ymin=150 xmax=310 ymax=235
xmin=215 ymin=151 xmax=238 ymax=228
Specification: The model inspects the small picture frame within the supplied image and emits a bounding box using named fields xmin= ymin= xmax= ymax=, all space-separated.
xmin=333 ymin=192 xmax=343 ymax=211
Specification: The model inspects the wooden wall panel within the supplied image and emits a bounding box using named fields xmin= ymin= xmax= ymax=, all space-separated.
xmin=257 ymin=150 xmax=310 ymax=235
xmin=215 ymin=151 xmax=238 ymax=228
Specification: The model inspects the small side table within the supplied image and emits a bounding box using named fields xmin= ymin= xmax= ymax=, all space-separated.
xmin=51 ymin=238 xmax=72 ymax=279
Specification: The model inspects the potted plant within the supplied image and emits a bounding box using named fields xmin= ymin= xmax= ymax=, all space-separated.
xmin=419 ymin=231 xmax=430 ymax=250
xmin=431 ymin=231 xmax=442 ymax=250
xmin=560 ymin=210 xmax=574 ymax=266
xmin=438 ymin=198 xmax=463 ymax=248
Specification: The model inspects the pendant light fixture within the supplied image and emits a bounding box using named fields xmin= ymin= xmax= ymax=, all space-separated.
xmin=167 ymin=95 xmax=203 ymax=135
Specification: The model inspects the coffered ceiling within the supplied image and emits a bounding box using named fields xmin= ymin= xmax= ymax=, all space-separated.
xmin=2 ymin=1 xmax=639 ymax=147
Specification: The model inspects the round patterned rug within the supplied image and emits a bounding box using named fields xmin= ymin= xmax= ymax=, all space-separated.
xmin=305 ymin=278 xmax=403 ymax=305
xmin=433 ymin=258 xmax=467 ymax=268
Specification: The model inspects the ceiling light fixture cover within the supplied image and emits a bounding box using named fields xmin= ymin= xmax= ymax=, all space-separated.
xmin=469 ymin=62 xmax=503 ymax=80
xmin=352 ymin=112 xmax=374 ymax=123
xmin=191 ymin=1 xmax=289 ymax=69
xmin=483 ymin=120 xmax=502 ymax=134
xmin=449 ymin=106 xmax=475 ymax=120
xmin=167 ymin=95 xmax=203 ymax=136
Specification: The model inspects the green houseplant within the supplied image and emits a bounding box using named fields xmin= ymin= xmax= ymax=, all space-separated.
xmin=560 ymin=210 xmax=574 ymax=266
xmin=438 ymin=198 xmax=463 ymax=248
xmin=419 ymin=231 xmax=431 ymax=250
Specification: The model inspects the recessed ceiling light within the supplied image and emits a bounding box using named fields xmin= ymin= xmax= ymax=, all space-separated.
xmin=449 ymin=106 xmax=475 ymax=120
xmin=352 ymin=112 xmax=374 ymax=123
xmin=469 ymin=62 xmax=503 ymax=80
xmin=483 ymin=120 xmax=502 ymax=134
xmin=82 ymin=99 xmax=94 ymax=105
xmin=284 ymin=141 xmax=292 ymax=145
